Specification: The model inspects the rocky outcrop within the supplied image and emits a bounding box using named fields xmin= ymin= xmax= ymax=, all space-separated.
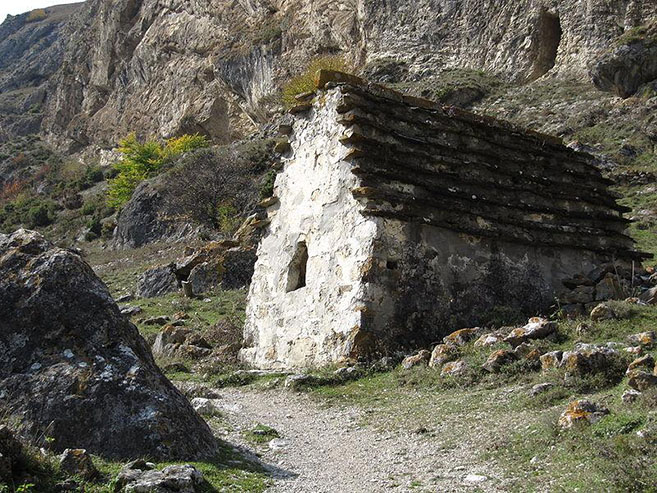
xmin=591 ymin=23 xmax=657 ymax=97
xmin=0 ymin=229 xmax=216 ymax=459
xmin=0 ymin=4 xmax=82 ymax=143
xmin=0 ymin=0 xmax=651 ymax=150
xmin=113 ymin=177 xmax=199 ymax=249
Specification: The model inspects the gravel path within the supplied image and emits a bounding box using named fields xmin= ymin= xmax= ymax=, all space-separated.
xmin=215 ymin=387 xmax=506 ymax=492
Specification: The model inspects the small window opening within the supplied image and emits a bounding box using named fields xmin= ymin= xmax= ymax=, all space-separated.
xmin=386 ymin=259 xmax=399 ymax=270
xmin=286 ymin=241 xmax=308 ymax=292
xmin=528 ymin=11 xmax=562 ymax=81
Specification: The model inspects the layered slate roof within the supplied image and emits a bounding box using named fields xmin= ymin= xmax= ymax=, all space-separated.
xmin=292 ymin=70 xmax=647 ymax=262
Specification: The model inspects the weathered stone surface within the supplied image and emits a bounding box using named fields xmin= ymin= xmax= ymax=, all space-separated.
xmin=560 ymin=344 xmax=620 ymax=376
xmin=190 ymin=398 xmax=223 ymax=417
xmin=627 ymin=370 xmax=657 ymax=391
xmin=594 ymin=273 xmax=626 ymax=301
xmin=440 ymin=359 xmax=468 ymax=377
xmin=188 ymin=260 xmax=222 ymax=295
xmin=473 ymin=330 xmax=507 ymax=347
xmin=241 ymin=77 xmax=645 ymax=369
xmin=591 ymin=27 xmax=657 ymax=98
xmin=221 ymin=247 xmax=257 ymax=290
xmin=590 ymin=302 xmax=615 ymax=321
xmin=0 ymin=229 xmax=216 ymax=459
xmin=428 ymin=344 xmax=458 ymax=368
xmin=622 ymin=389 xmax=641 ymax=404
xmin=627 ymin=354 xmax=655 ymax=374
xmin=402 ymin=350 xmax=431 ymax=370
xmin=120 ymin=305 xmax=143 ymax=316
xmin=113 ymin=178 xmax=198 ymax=249
xmin=640 ymin=286 xmax=657 ymax=305
xmin=482 ymin=349 xmax=517 ymax=373
xmin=152 ymin=326 xmax=213 ymax=361
xmin=627 ymin=331 xmax=656 ymax=348
xmin=558 ymin=400 xmax=609 ymax=429
xmin=115 ymin=462 xmax=204 ymax=493
xmin=59 ymin=449 xmax=98 ymax=480
xmin=530 ymin=382 xmax=554 ymax=396
xmin=560 ymin=285 xmax=594 ymax=304
xmin=504 ymin=318 xmax=556 ymax=347
xmin=443 ymin=328 xmax=483 ymax=347
xmin=136 ymin=265 xmax=179 ymax=298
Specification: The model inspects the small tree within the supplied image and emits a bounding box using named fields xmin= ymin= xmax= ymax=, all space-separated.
xmin=165 ymin=148 xmax=256 ymax=232
xmin=107 ymin=133 xmax=208 ymax=208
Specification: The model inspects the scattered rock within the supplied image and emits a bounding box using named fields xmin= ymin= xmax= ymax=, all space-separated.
xmin=115 ymin=462 xmax=204 ymax=492
xmin=440 ymin=359 xmax=468 ymax=377
xmin=190 ymin=398 xmax=223 ymax=417
xmin=188 ymin=260 xmax=222 ymax=295
xmin=624 ymin=346 xmax=643 ymax=356
xmin=594 ymin=273 xmax=625 ymax=301
xmin=482 ymin=349 xmax=517 ymax=373
xmin=560 ymin=304 xmax=585 ymax=319
xmin=334 ymin=366 xmax=363 ymax=380
xmin=627 ymin=331 xmax=656 ymax=349
xmin=639 ymin=286 xmax=657 ymax=305
xmin=626 ymin=354 xmax=655 ymax=374
xmin=136 ymin=265 xmax=179 ymax=298
xmin=152 ymin=326 xmax=213 ymax=360
xmin=560 ymin=344 xmax=620 ymax=376
xmin=622 ymin=389 xmax=641 ymax=404
xmin=284 ymin=374 xmax=326 ymax=389
xmin=162 ymin=362 xmax=190 ymax=373
xmin=530 ymin=382 xmax=554 ymax=396
xmin=143 ymin=315 xmax=171 ymax=326
xmin=473 ymin=330 xmax=507 ymax=347
xmin=59 ymin=449 xmax=98 ymax=480
xmin=402 ymin=349 xmax=431 ymax=369
xmin=558 ymin=400 xmax=609 ymax=429
xmin=504 ymin=317 xmax=556 ymax=347
xmin=116 ymin=294 xmax=135 ymax=303
xmin=443 ymin=327 xmax=482 ymax=346
xmin=173 ymin=382 xmax=221 ymax=400
xmin=463 ymin=474 xmax=488 ymax=483
xmin=627 ymin=371 xmax=657 ymax=391
xmin=428 ymin=344 xmax=457 ymax=368
xmin=0 ymin=229 xmax=216 ymax=459
xmin=590 ymin=302 xmax=615 ymax=321
xmin=540 ymin=351 xmax=563 ymax=371
xmin=561 ymin=285 xmax=595 ymax=304
xmin=120 ymin=305 xmax=143 ymax=316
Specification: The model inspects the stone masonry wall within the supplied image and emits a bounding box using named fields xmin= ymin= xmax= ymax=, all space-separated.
xmin=241 ymin=71 xmax=646 ymax=369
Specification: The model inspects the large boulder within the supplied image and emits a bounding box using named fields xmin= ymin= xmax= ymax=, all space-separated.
xmin=136 ymin=264 xmax=179 ymax=298
xmin=0 ymin=230 xmax=216 ymax=460
xmin=113 ymin=177 xmax=198 ymax=249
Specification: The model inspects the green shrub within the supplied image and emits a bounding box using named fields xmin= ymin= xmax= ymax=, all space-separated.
xmin=107 ymin=133 xmax=209 ymax=208
xmin=259 ymin=170 xmax=276 ymax=199
xmin=28 ymin=204 xmax=52 ymax=228
xmin=281 ymin=55 xmax=350 ymax=108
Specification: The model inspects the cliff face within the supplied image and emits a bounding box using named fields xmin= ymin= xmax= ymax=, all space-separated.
xmin=2 ymin=0 xmax=656 ymax=150
xmin=0 ymin=3 xmax=83 ymax=143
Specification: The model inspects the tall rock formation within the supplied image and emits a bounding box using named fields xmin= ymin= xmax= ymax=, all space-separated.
xmin=1 ymin=1 xmax=656 ymax=150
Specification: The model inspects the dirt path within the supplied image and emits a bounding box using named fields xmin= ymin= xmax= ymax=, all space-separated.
xmin=215 ymin=387 xmax=506 ymax=492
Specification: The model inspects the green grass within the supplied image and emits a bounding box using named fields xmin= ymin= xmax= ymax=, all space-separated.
xmin=242 ymin=424 xmax=280 ymax=445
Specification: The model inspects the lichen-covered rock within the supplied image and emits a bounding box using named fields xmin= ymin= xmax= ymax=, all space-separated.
xmin=560 ymin=344 xmax=620 ymax=376
xmin=473 ymin=331 xmax=507 ymax=347
xmin=590 ymin=302 xmax=616 ymax=321
xmin=59 ymin=449 xmax=98 ymax=480
xmin=443 ymin=327 xmax=482 ymax=347
xmin=152 ymin=326 xmax=213 ymax=361
xmin=428 ymin=344 xmax=458 ymax=368
xmin=440 ymin=359 xmax=468 ymax=377
xmin=627 ymin=331 xmax=656 ymax=349
xmin=136 ymin=264 xmax=179 ymax=298
xmin=402 ymin=350 xmax=431 ymax=370
xmin=504 ymin=318 xmax=556 ymax=347
xmin=558 ymin=400 xmax=609 ymax=429
xmin=622 ymin=389 xmax=641 ymax=404
xmin=0 ymin=229 xmax=216 ymax=459
xmin=626 ymin=354 xmax=655 ymax=374
xmin=482 ymin=349 xmax=517 ymax=373
xmin=627 ymin=370 xmax=657 ymax=391
xmin=115 ymin=462 xmax=204 ymax=493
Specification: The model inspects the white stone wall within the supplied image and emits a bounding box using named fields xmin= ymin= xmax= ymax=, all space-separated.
xmin=240 ymin=90 xmax=379 ymax=369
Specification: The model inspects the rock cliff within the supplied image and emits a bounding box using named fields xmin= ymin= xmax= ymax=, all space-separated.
xmin=2 ymin=0 xmax=655 ymax=151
